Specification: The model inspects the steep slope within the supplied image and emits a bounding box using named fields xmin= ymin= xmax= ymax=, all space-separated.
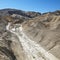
xmin=22 ymin=12 xmax=60 ymax=59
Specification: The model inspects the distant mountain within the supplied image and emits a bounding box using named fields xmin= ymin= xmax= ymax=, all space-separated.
xmin=0 ymin=8 xmax=41 ymax=18
xmin=43 ymin=10 xmax=60 ymax=15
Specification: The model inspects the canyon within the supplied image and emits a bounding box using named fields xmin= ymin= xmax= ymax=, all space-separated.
xmin=0 ymin=9 xmax=60 ymax=60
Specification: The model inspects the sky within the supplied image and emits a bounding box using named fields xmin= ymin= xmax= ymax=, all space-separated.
xmin=0 ymin=0 xmax=60 ymax=13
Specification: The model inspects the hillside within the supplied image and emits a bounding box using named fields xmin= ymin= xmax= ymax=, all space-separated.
xmin=0 ymin=9 xmax=60 ymax=60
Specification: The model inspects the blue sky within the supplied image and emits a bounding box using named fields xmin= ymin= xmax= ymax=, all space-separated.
xmin=0 ymin=0 xmax=60 ymax=13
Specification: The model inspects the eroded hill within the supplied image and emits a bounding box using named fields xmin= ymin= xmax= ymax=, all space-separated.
xmin=0 ymin=9 xmax=60 ymax=60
